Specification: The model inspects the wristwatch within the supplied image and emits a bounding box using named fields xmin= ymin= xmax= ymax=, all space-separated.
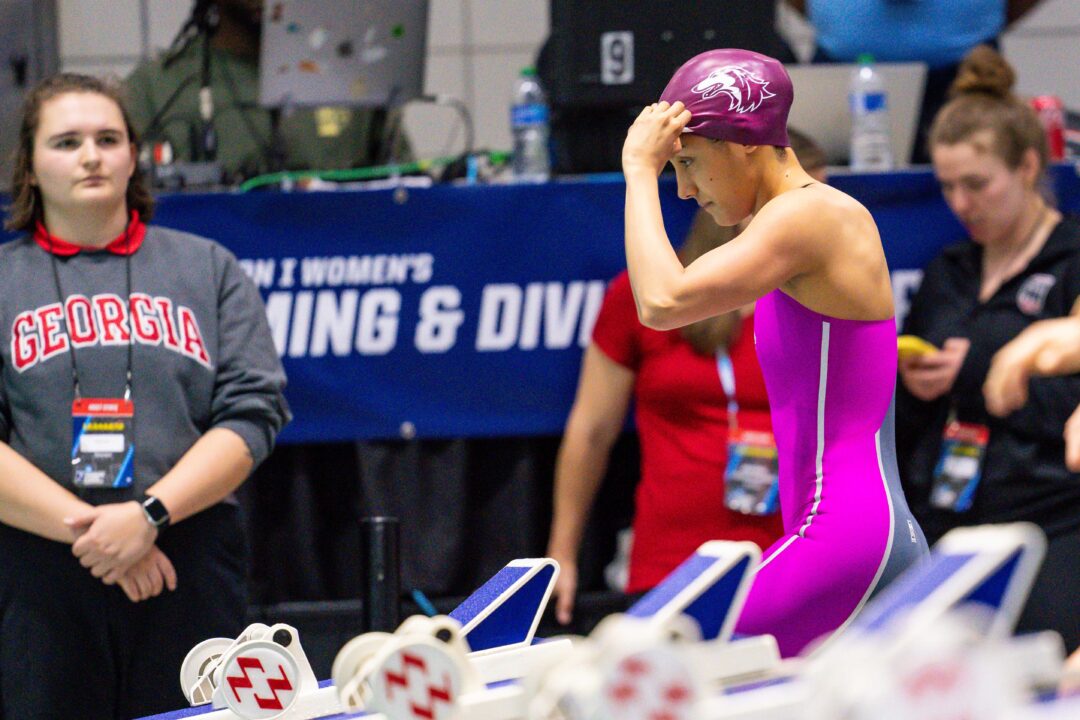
xmin=140 ymin=494 xmax=171 ymax=531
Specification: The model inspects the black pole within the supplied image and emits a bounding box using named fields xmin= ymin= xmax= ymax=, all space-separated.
xmin=195 ymin=3 xmax=218 ymax=161
xmin=360 ymin=516 xmax=400 ymax=632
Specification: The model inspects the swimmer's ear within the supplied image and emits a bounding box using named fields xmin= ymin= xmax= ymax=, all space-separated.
xmin=673 ymin=136 xmax=683 ymax=154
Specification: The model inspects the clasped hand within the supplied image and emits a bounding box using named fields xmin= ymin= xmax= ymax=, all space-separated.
xmin=66 ymin=501 xmax=177 ymax=602
xmin=622 ymin=101 xmax=692 ymax=176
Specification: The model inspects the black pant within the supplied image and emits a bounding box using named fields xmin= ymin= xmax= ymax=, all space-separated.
xmin=1016 ymin=524 xmax=1080 ymax=653
xmin=0 ymin=503 xmax=247 ymax=719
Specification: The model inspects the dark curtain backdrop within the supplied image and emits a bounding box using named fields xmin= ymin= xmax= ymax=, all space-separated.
xmin=239 ymin=435 xmax=640 ymax=606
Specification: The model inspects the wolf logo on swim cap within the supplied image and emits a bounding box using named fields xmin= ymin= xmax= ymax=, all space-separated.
xmin=661 ymin=48 xmax=793 ymax=147
xmin=691 ymin=66 xmax=776 ymax=113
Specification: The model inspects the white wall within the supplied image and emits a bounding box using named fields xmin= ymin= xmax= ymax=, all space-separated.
xmin=405 ymin=0 xmax=548 ymax=159
xmin=1003 ymin=0 xmax=1080 ymax=109
xmin=59 ymin=0 xmax=189 ymax=78
xmin=56 ymin=0 xmax=1080 ymax=163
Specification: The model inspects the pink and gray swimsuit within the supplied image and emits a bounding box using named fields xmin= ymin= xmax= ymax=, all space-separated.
xmin=734 ymin=289 xmax=928 ymax=656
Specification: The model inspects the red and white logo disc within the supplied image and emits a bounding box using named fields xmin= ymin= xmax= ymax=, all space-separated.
xmin=602 ymin=647 xmax=697 ymax=720
xmin=369 ymin=640 xmax=464 ymax=720
xmin=220 ymin=640 xmax=300 ymax=720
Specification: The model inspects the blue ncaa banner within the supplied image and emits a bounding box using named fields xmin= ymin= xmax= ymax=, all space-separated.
xmin=16 ymin=166 xmax=1068 ymax=442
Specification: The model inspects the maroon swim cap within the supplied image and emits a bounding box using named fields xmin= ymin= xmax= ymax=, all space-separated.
xmin=660 ymin=48 xmax=793 ymax=147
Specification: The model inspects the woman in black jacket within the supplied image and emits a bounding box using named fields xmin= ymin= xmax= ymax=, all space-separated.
xmin=896 ymin=45 xmax=1080 ymax=652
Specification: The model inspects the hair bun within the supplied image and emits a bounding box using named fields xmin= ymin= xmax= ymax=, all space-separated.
xmin=949 ymin=45 xmax=1016 ymax=100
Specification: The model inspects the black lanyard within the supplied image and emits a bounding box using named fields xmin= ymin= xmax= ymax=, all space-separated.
xmin=46 ymin=222 xmax=134 ymax=401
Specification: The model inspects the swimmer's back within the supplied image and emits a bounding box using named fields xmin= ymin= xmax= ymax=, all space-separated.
xmin=747 ymin=184 xmax=894 ymax=322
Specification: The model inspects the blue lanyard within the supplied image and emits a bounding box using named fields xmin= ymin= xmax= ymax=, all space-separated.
xmin=716 ymin=351 xmax=739 ymax=431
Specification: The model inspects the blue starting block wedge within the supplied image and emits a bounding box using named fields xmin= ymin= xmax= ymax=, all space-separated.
xmin=625 ymin=541 xmax=761 ymax=642
xmin=449 ymin=558 xmax=558 ymax=653
xmin=852 ymin=522 xmax=1046 ymax=639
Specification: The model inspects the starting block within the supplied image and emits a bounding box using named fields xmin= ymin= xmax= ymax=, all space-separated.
xmin=144 ymin=523 xmax=1065 ymax=720
xmin=706 ymin=522 xmax=1060 ymax=720
xmin=143 ymin=557 xmax=566 ymax=720
xmin=626 ymin=540 xmax=758 ymax=641
xmin=332 ymin=544 xmax=769 ymax=720
xmin=523 ymin=524 xmax=1058 ymax=720
xmin=523 ymin=540 xmax=779 ymax=720
xmin=850 ymin=521 xmax=1046 ymax=641
xmin=623 ymin=540 xmax=779 ymax=684
xmin=177 ymin=621 xmax=338 ymax=720
xmin=332 ymin=557 xmax=570 ymax=719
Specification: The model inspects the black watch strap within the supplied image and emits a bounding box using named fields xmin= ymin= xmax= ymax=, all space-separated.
xmin=140 ymin=494 xmax=170 ymax=530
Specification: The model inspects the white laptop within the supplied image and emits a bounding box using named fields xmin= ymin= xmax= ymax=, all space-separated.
xmin=785 ymin=62 xmax=928 ymax=167
xmin=259 ymin=0 xmax=429 ymax=108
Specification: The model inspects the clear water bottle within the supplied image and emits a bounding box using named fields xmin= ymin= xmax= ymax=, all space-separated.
xmin=510 ymin=67 xmax=551 ymax=183
xmin=849 ymin=54 xmax=893 ymax=171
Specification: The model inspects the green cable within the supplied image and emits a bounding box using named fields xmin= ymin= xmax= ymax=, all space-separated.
xmin=238 ymin=150 xmax=511 ymax=192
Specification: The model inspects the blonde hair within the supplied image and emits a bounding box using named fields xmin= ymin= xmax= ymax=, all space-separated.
xmin=929 ymin=45 xmax=1048 ymax=176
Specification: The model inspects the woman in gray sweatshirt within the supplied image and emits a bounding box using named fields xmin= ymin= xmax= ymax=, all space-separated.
xmin=0 ymin=72 xmax=290 ymax=718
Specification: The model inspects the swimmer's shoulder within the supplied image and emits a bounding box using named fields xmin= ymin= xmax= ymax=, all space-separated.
xmin=781 ymin=182 xmax=867 ymax=214
xmin=757 ymin=183 xmax=874 ymax=237
xmin=745 ymin=185 xmax=879 ymax=274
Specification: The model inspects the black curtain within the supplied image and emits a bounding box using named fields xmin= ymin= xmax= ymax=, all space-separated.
xmin=240 ymin=435 xmax=640 ymax=606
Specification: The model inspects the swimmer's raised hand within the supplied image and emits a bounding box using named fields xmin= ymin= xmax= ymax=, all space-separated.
xmin=622 ymin=100 xmax=692 ymax=176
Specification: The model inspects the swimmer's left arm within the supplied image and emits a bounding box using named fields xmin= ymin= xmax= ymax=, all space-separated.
xmin=627 ymin=190 xmax=817 ymax=330
xmin=624 ymin=166 xmax=688 ymax=327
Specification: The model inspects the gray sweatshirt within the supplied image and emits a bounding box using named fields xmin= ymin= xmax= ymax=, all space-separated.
xmin=0 ymin=224 xmax=290 ymax=503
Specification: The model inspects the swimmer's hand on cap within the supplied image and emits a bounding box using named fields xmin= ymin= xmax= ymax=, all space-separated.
xmin=622 ymin=100 xmax=692 ymax=177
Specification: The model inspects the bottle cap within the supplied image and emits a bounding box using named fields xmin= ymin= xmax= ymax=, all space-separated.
xmin=857 ymin=53 xmax=875 ymax=65
xmin=521 ymin=66 xmax=537 ymax=77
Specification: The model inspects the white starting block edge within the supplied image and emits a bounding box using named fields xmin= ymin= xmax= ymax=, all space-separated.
xmin=685 ymin=634 xmax=784 ymax=688
xmin=151 ymin=683 xmax=348 ymax=720
xmin=1007 ymin=695 xmax=1080 ymax=720
xmin=469 ymin=637 xmax=573 ymax=686
xmin=695 ymin=629 xmax=1066 ymax=720
xmin=246 ymin=682 xmax=531 ymax=720
xmin=700 ymin=677 xmax=810 ymax=720
xmin=149 ymin=677 xmax=535 ymax=720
